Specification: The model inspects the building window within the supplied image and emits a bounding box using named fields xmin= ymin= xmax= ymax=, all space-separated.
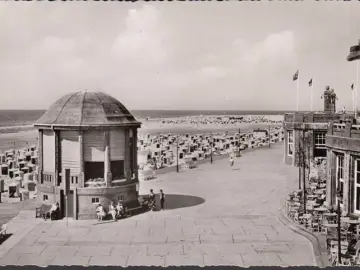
xmin=336 ymin=155 xmax=344 ymax=206
xmin=314 ymin=132 xmax=327 ymax=157
xmin=43 ymin=195 xmax=48 ymax=201
xmin=43 ymin=174 xmax=53 ymax=183
xmin=287 ymin=131 xmax=294 ymax=156
xmin=70 ymin=176 xmax=78 ymax=184
xmin=111 ymin=160 xmax=125 ymax=180
xmin=118 ymin=194 xmax=125 ymax=201
xmin=355 ymin=159 xmax=360 ymax=213
xmin=92 ymin=198 xmax=99 ymax=204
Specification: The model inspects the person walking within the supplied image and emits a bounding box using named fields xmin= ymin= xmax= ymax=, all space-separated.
xmin=229 ymin=156 xmax=234 ymax=167
xmin=160 ymin=189 xmax=165 ymax=211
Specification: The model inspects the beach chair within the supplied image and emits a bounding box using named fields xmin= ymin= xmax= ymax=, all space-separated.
xmin=182 ymin=163 xmax=190 ymax=170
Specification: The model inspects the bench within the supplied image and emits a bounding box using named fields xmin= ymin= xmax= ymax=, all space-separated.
xmin=36 ymin=204 xmax=51 ymax=218
xmin=36 ymin=205 xmax=61 ymax=220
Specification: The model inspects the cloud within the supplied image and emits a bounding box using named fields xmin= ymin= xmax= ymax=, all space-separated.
xmin=111 ymin=5 xmax=167 ymax=69
xmin=178 ymin=31 xmax=297 ymax=109
xmin=3 ymin=2 xmax=354 ymax=111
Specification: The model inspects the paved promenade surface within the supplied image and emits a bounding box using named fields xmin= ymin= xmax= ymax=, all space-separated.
xmin=0 ymin=143 xmax=315 ymax=266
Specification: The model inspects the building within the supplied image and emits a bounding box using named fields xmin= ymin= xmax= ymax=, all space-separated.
xmin=283 ymin=86 xmax=355 ymax=186
xmin=325 ymin=116 xmax=360 ymax=217
xmin=34 ymin=90 xmax=141 ymax=220
xmin=325 ymin=39 xmax=360 ymax=216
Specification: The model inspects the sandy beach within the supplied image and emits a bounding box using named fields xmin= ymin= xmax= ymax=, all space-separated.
xmin=0 ymin=116 xmax=282 ymax=152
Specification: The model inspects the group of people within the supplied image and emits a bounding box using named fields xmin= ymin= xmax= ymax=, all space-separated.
xmin=146 ymin=189 xmax=165 ymax=211
xmin=95 ymin=201 xmax=125 ymax=222
xmin=45 ymin=190 xmax=167 ymax=223
xmin=95 ymin=188 xmax=166 ymax=222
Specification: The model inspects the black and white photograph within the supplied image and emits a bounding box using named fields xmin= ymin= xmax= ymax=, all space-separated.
xmin=0 ymin=0 xmax=360 ymax=267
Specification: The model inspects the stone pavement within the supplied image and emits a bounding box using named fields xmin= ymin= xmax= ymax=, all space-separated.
xmin=0 ymin=143 xmax=316 ymax=266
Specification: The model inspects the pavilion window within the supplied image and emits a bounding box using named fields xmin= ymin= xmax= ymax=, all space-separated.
xmin=336 ymin=154 xmax=344 ymax=206
xmin=314 ymin=132 xmax=327 ymax=157
xmin=355 ymin=159 xmax=360 ymax=214
xmin=287 ymin=131 xmax=293 ymax=156
xmin=84 ymin=162 xmax=104 ymax=182
xmin=111 ymin=160 xmax=125 ymax=180
xmin=43 ymin=194 xmax=48 ymax=201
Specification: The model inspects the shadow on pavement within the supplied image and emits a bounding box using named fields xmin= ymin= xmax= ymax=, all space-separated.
xmin=153 ymin=194 xmax=205 ymax=210
xmin=0 ymin=233 xmax=12 ymax=245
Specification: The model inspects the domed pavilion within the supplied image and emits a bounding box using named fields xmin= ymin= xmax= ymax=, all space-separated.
xmin=34 ymin=90 xmax=141 ymax=219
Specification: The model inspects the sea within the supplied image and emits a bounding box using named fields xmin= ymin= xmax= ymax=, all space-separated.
xmin=0 ymin=110 xmax=292 ymax=127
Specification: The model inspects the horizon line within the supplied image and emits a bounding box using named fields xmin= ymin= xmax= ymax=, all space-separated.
xmin=0 ymin=109 xmax=308 ymax=112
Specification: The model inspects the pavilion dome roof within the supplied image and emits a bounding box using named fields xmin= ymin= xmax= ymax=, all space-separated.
xmin=34 ymin=90 xmax=141 ymax=128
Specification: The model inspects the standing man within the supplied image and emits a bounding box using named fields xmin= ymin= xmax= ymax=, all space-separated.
xmin=160 ymin=189 xmax=165 ymax=211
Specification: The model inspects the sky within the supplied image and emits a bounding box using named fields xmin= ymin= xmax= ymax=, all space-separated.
xmin=0 ymin=1 xmax=359 ymax=111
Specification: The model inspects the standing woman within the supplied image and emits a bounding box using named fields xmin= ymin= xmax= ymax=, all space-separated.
xmin=160 ymin=189 xmax=165 ymax=211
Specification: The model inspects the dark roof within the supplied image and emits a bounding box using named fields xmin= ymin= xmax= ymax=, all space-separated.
xmin=34 ymin=90 xmax=141 ymax=128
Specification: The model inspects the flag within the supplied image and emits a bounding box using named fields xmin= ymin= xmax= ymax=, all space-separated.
xmin=293 ymin=70 xmax=299 ymax=81
xmin=308 ymin=78 xmax=312 ymax=87
xmin=351 ymin=83 xmax=354 ymax=90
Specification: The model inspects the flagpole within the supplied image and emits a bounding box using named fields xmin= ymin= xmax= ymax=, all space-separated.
xmin=356 ymin=60 xmax=359 ymax=120
xmin=297 ymin=72 xmax=300 ymax=111
xmin=310 ymin=80 xmax=314 ymax=112
xmin=353 ymin=85 xmax=355 ymax=114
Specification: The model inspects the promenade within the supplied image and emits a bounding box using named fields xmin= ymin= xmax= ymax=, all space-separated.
xmin=0 ymin=143 xmax=315 ymax=266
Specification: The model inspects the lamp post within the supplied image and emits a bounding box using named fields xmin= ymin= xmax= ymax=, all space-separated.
xmin=302 ymin=130 xmax=307 ymax=214
xmin=176 ymin=134 xmax=179 ymax=173
xmin=297 ymin=139 xmax=302 ymax=190
xmin=269 ymin=126 xmax=271 ymax=149
xmin=210 ymin=133 xmax=213 ymax=164
xmin=347 ymin=39 xmax=360 ymax=121
xmin=336 ymin=187 xmax=342 ymax=265
xmin=238 ymin=128 xmax=241 ymax=156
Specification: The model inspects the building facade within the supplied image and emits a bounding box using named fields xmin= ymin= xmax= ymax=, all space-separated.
xmin=34 ymin=90 xmax=141 ymax=220
xmin=326 ymin=122 xmax=360 ymax=217
xmin=283 ymin=87 xmax=355 ymax=186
